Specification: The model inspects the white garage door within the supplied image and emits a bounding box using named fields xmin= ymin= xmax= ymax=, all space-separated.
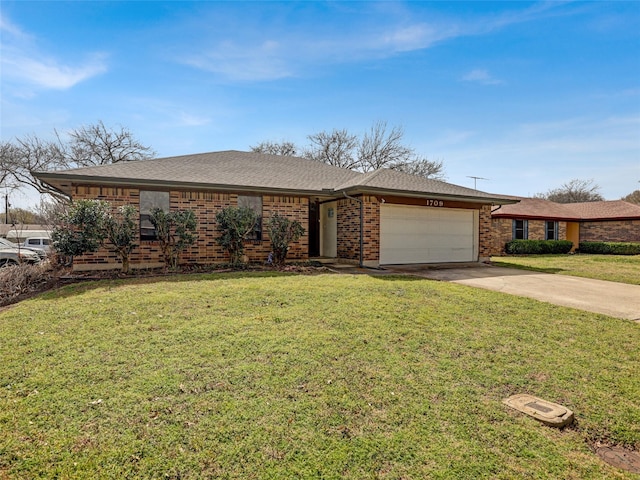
xmin=380 ymin=204 xmax=478 ymax=264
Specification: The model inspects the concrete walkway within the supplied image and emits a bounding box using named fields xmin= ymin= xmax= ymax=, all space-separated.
xmin=378 ymin=264 xmax=640 ymax=321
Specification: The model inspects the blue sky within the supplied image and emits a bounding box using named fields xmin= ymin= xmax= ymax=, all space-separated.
xmin=1 ymin=1 xmax=639 ymax=208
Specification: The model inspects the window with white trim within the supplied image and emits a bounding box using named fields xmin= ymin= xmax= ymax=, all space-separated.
xmin=513 ymin=219 xmax=528 ymax=240
xmin=545 ymin=221 xmax=558 ymax=240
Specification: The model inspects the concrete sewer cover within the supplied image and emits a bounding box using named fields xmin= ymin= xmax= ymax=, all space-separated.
xmin=503 ymin=394 xmax=574 ymax=428
xmin=596 ymin=446 xmax=640 ymax=474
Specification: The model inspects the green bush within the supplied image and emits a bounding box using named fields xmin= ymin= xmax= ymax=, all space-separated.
xmin=267 ymin=213 xmax=305 ymax=265
xmin=150 ymin=209 xmax=198 ymax=270
xmin=505 ymin=240 xmax=573 ymax=255
xmin=579 ymin=242 xmax=640 ymax=255
xmin=215 ymin=206 xmax=258 ymax=265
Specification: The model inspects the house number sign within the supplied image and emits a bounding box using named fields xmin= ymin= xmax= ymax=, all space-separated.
xmin=426 ymin=199 xmax=445 ymax=207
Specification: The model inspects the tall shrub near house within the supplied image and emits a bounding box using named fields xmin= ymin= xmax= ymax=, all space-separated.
xmin=53 ymin=200 xmax=139 ymax=273
xmin=104 ymin=205 xmax=138 ymax=274
xmin=149 ymin=209 xmax=197 ymax=270
xmin=52 ymin=199 xmax=110 ymax=257
xmin=215 ymin=206 xmax=258 ymax=265
xmin=267 ymin=213 xmax=305 ymax=265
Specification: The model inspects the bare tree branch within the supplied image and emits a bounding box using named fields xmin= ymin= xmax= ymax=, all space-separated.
xmin=1 ymin=136 xmax=69 ymax=202
xmin=1 ymin=122 xmax=155 ymax=204
xmin=249 ymin=121 xmax=447 ymax=180
xmin=358 ymin=121 xmax=413 ymax=172
xmin=535 ymin=179 xmax=604 ymax=203
xmin=392 ymin=156 xmax=446 ymax=180
xmin=622 ymin=190 xmax=640 ymax=204
xmin=305 ymin=129 xmax=360 ymax=170
xmin=63 ymin=120 xmax=156 ymax=166
xmin=250 ymin=140 xmax=299 ymax=157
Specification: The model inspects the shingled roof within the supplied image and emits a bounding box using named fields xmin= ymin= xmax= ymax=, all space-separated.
xmin=34 ymin=150 xmax=515 ymax=204
xmin=492 ymin=197 xmax=640 ymax=221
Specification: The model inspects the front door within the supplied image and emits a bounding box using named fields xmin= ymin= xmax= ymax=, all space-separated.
xmin=320 ymin=201 xmax=337 ymax=258
xmin=566 ymin=222 xmax=579 ymax=252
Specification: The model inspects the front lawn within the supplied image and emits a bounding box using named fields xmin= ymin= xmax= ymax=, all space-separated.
xmin=492 ymin=254 xmax=640 ymax=285
xmin=1 ymin=273 xmax=639 ymax=479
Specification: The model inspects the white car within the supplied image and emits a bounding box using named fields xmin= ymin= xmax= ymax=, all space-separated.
xmin=23 ymin=236 xmax=52 ymax=254
xmin=0 ymin=238 xmax=45 ymax=259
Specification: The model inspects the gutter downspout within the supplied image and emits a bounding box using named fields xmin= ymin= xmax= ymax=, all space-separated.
xmin=343 ymin=192 xmax=364 ymax=268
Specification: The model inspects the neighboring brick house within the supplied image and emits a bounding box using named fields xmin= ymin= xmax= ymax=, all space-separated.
xmin=35 ymin=150 xmax=515 ymax=271
xmin=490 ymin=197 xmax=640 ymax=254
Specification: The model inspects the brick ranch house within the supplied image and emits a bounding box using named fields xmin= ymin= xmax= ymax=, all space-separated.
xmin=35 ymin=150 xmax=516 ymax=271
xmin=490 ymin=197 xmax=640 ymax=253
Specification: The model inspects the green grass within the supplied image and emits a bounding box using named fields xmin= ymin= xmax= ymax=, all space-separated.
xmin=492 ymin=254 xmax=640 ymax=285
xmin=1 ymin=273 xmax=639 ymax=479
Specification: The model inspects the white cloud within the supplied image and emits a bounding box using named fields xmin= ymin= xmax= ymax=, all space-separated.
xmin=462 ymin=69 xmax=504 ymax=86
xmin=182 ymin=40 xmax=292 ymax=81
xmin=0 ymin=14 xmax=108 ymax=93
xmin=177 ymin=112 xmax=212 ymax=127
xmin=172 ymin=2 xmax=574 ymax=82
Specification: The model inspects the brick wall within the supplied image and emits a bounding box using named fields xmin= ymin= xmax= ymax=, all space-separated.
xmin=486 ymin=216 xmax=640 ymax=254
xmin=478 ymin=205 xmax=493 ymax=260
xmin=72 ymin=186 xmax=309 ymax=270
xmin=336 ymin=195 xmax=380 ymax=265
xmin=580 ymin=220 xmax=640 ymax=243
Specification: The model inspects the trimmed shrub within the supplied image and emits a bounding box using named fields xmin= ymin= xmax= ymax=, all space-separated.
xmin=215 ymin=206 xmax=258 ymax=265
xmin=149 ymin=209 xmax=198 ymax=270
xmin=267 ymin=213 xmax=305 ymax=265
xmin=505 ymin=240 xmax=573 ymax=255
xmin=579 ymin=242 xmax=640 ymax=255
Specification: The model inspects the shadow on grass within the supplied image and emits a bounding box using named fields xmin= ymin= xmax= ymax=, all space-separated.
xmin=367 ymin=273 xmax=427 ymax=282
xmin=491 ymin=261 xmax=566 ymax=275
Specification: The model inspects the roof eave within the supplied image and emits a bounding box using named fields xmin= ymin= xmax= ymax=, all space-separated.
xmin=491 ymin=213 xmax=581 ymax=221
xmin=339 ymin=186 xmax=519 ymax=205
xmin=492 ymin=213 xmax=640 ymax=221
xmin=33 ymin=172 xmax=338 ymax=198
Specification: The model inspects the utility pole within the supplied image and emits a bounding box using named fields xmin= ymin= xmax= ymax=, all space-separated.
xmin=4 ymin=194 xmax=8 ymax=224
xmin=467 ymin=176 xmax=489 ymax=190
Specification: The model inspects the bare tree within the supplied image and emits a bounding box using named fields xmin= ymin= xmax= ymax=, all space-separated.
xmin=250 ymin=140 xmax=299 ymax=157
xmin=535 ymin=179 xmax=604 ymax=203
xmin=1 ymin=121 xmax=155 ymax=202
xmin=304 ymin=129 xmax=360 ymax=170
xmin=34 ymin=198 xmax=69 ymax=231
xmin=63 ymin=120 xmax=155 ymax=166
xmin=0 ymin=135 xmax=69 ymax=202
xmin=358 ymin=121 xmax=414 ymax=172
xmin=622 ymin=190 xmax=640 ymax=204
xmin=0 ymin=142 xmax=13 ymax=187
xmin=252 ymin=121 xmax=447 ymax=180
xmin=392 ymin=156 xmax=446 ymax=180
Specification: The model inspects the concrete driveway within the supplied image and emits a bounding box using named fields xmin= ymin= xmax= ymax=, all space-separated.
xmin=381 ymin=264 xmax=640 ymax=321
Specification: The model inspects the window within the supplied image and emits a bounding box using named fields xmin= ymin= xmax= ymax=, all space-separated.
xmin=545 ymin=221 xmax=558 ymax=240
xmin=238 ymin=195 xmax=262 ymax=241
xmin=513 ymin=219 xmax=528 ymax=240
xmin=140 ymin=191 xmax=170 ymax=240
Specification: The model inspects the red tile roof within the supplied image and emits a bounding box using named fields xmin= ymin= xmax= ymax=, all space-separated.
xmin=492 ymin=198 xmax=640 ymax=221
